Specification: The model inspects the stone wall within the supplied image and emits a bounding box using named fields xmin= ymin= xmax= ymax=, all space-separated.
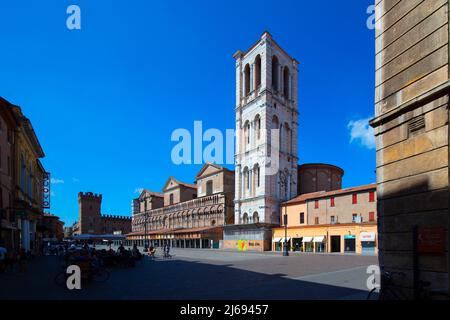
xmin=371 ymin=0 xmax=450 ymax=298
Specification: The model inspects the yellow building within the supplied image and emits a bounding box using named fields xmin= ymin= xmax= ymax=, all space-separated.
xmin=273 ymin=184 xmax=378 ymax=255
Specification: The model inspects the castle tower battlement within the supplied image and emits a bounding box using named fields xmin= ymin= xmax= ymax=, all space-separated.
xmin=78 ymin=192 xmax=102 ymax=202
xmin=77 ymin=191 xmax=131 ymax=235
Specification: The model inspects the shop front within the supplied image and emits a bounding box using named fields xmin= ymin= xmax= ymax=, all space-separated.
xmin=126 ymin=226 xmax=223 ymax=249
xmin=273 ymin=237 xmax=282 ymax=251
xmin=292 ymin=237 xmax=303 ymax=252
xmin=303 ymin=237 xmax=314 ymax=252
xmin=272 ymin=224 xmax=378 ymax=255
xmin=313 ymin=236 xmax=326 ymax=252
xmin=344 ymin=235 xmax=356 ymax=253
xmin=360 ymin=231 xmax=376 ymax=255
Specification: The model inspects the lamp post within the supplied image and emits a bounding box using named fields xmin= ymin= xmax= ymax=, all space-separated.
xmin=283 ymin=210 xmax=289 ymax=257
xmin=278 ymin=169 xmax=293 ymax=257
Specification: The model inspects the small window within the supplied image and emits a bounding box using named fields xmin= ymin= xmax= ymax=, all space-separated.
xmin=352 ymin=214 xmax=358 ymax=223
xmin=300 ymin=212 xmax=305 ymax=224
xmin=314 ymin=217 xmax=319 ymax=225
xmin=206 ymin=180 xmax=213 ymax=196
xmin=369 ymin=212 xmax=375 ymax=222
xmin=314 ymin=200 xmax=319 ymax=209
xmin=369 ymin=191 xmax=375 ymax=203
xmin=330 ymin=197 xmax=335 ymax=207
xmin=352 ymin=194 xmax=358 ymax=204
xmin=330 ymin=216 xmax=335 ymax=224
xmin=256 ymin=166 xmax=260 ymax=187
xmin=169 ymin=194 xmax=174 ymax=205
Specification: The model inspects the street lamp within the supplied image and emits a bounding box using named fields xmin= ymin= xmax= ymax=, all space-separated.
xmin=283 ymin=211 xmax=289 ymax=257
xmin=278 ymin=169 xmax=293 ymax=257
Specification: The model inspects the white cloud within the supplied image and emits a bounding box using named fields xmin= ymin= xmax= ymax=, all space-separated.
xmin=51 ymin=178 xmax=65 ymax=184
xmin=134 ymin=188 xmax=144 ymax=194
xmin=348 ymin=117 xmax=376 ymax=150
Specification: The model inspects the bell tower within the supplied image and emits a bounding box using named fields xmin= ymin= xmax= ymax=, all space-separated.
xmin=224 ymin=32 xmax=299 ymax=251
xmin=234 ymin=31 xmax=299 ymax=225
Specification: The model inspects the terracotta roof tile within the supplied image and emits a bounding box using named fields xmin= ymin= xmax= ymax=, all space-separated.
xmin=284 ymin=184 xmax=377 ymax=205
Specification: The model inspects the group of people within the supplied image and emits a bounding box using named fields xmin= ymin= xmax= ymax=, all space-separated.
xmin=142 ymin=242 xmax=171 ymax=259
xmin=0 ymin=245 xmax=31 ymax=274
xmin=65 ymin=243 xmax=143 ymax=269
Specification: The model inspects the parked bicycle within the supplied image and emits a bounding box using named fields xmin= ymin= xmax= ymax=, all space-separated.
xmin=55 ymin=263 xmax=110 ymax=287
xmin=367 ymin=271 xmax=407 ymax=300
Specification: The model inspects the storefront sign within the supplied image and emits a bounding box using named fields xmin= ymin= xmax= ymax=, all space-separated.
xmin=417 ymin=227 xmax=444 ymax=254
xmin=42 ymin=172 xmax=51 ymax=209
xmin=360 ymin=232 xmax=376 ymax=242
xmin=237 ymin=240 xmax=247 ymax=251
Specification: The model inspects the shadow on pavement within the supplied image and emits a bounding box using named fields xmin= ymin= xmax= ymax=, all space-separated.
xmin=0 ymin=255 xmax=372 ymax=300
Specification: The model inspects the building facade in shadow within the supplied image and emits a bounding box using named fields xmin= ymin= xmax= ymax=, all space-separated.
xmin=370 ymin=0 xmax=450 ymax=299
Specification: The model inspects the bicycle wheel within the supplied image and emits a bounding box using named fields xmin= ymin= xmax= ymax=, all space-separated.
xmin=93 ymin=269 xmax=110 ymax=283
xmin=55 ymin=271 xmax=67 ymax=287
xmin=366 ymin=288 xmax=378 ymax=300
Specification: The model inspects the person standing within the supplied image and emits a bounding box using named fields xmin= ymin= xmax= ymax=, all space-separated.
xmin=0 ymin=245 xmax=7 ymax=273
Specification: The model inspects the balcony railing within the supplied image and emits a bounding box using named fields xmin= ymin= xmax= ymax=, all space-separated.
xmin=134 ymin=193 xmax=226 ymax=220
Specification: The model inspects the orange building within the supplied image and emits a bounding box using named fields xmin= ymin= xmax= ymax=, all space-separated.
xmin=273 ymin=184 xmax=378 ymax=255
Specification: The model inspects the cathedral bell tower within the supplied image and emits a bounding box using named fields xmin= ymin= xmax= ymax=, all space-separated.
xmin=223 ymin=32 xmax=299 ymax=251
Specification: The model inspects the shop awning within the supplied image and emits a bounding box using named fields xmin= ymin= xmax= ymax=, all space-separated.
xmin=280 ymin=237 xmax=291 ymax=243
xmin=313 ymin=236 xmax=325 ymax=243
xmin=273 ymin=237 xmax=282 ymax=242
xmin=303 ymin=236 xmax=313 ymax=242
xmin=360 ymin=232 xmax=376 ymax=242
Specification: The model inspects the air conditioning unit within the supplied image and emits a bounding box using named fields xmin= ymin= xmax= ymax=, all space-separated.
xmin=353 ymin=216 xmax=362 ymax=223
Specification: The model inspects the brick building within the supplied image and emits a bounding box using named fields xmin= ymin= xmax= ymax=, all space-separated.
xmin=76 ymin=192 xmax=131 ymax=235
xmin=370 ymin=0 xmax=450 ymax=298
xmin=297 ymin=163 xmax=344 ymax=195
xmin=41 ymin=213 xmax=64 ymax=242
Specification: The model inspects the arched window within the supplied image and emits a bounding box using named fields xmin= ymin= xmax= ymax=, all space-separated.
xmin=206 ymin=180 xmax=213 ymax=196
xmin=255 ymin=115 xmax=261 ymax=140
xmin=253 ymin=212 xmax=259 ymax=223
xmin=272 ymin=56 xmax=279 ymax=91
xmin=254 ymin=164 xmax=260 ymax=188
xmin=243 ymin=167 xmax=250 ymax=190
xmin=283 ymin=66 xmax=290 ymax=98
xmin=211 ymin=220 xmax=216 ymax=226
xmin=284 ymin=123 xmax=291 ymax=153
xmin=243 ymin=212 xmax=249 ymax=224
xmin=244 ymin=120 xmax=250 ymax=145
xmin=272 ymin=115 xmax=279 ymax=130
xmin=269 ymin=115 xmax=279 ymax=156
xmin=255 ymin=55 xmax=261 ymax=89
xmin=244 ymin=64 xmax=251 ymax=96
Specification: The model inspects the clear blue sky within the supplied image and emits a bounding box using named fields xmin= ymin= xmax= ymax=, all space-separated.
xmin=0 ymin=0 xmax=376 ymax=226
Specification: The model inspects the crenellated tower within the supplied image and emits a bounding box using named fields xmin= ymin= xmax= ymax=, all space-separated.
xmin=78 ymin=192 xmax=102 ymax=234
